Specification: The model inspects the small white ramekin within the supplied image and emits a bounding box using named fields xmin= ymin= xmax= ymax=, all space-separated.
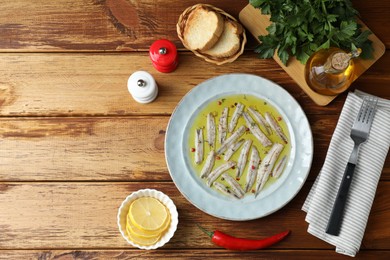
xmin=117 ymin=189 xmax=179 ymax=249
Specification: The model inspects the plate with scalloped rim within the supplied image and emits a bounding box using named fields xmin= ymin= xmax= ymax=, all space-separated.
xmin=165 ymin=73 xmax=313 ymax=220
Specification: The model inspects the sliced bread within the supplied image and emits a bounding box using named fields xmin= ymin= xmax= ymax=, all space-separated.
xmin=182 ymin=6 xmax=224 ymax=51
xmin=202 ymin=20 xmax=242 ymax=58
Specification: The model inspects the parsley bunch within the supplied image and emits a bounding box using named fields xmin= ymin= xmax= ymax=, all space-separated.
xmin=250 ymin=0 xmax=373 ymax=65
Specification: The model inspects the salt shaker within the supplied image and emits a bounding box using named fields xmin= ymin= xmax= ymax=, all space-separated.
xmin=127 ymin=71 xmax=158 ymax=103
xmin=149 ymin=39 xmax=178 ymax=73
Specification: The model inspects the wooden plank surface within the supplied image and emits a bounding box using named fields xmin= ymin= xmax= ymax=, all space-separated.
xmin=0 ymin=0 xmax=248 ymax=52
xmin=0 ymin=116 xmax=388 ymax=181
xmin=0 ymin=182 xmax=389 ymax=249
xmin=0 ymin=0 xmax=389 ymax=258
xmin=0 ymin=0 xmax=389 ymax=51
xmin=0 ymin=52 xmax=389 ymax=117
xmin=0 ymin=250 xmax=389 ymax=260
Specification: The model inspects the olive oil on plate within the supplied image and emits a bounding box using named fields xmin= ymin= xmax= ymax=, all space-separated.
xmin=187 ymin=94 xmax=292 ymax=199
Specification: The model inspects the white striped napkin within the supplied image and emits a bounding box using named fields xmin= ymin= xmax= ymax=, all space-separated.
xmin=302 ymin=90 xmax=390 ymax=257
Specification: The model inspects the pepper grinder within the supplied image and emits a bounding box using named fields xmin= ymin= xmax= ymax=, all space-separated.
xmin=149 ymin=39 xmax=178 ymax=73
xmin=127 ymin=71 xmax=158 ymax=103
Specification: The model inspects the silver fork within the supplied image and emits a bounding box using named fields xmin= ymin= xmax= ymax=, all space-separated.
xmin=326 ymin=96 xmax=378 ymax=236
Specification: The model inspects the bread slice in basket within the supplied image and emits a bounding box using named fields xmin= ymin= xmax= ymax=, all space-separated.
xmin=182 ymin=5 xmax=224 ymax=51
xmin=201 ymin=20 xmax=243 ymax=58
xmin=177 ymin=4 xmax=246 ymax=65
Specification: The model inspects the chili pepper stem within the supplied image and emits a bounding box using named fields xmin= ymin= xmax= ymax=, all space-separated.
xmin=196 ymin=224 xmax=214 ymax=238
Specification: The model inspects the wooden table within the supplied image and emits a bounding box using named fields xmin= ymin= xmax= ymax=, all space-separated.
xmin=0 ymin=1 xmax=389 ymax=259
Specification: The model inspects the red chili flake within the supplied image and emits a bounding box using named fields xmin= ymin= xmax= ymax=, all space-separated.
xmin=251 ymin=189 xmax=255 ymax=193
xmin=218 ymin=101 xmax=222 ymax=105
xmin=236 ymin=177 xmax=240 ymax=181
xmin=251 ymin=165 xmax=256 ymax=170
xmin=277 ymin=116 xmax=282 ymax=121
xmin=246 ymin=128 xmax=250 ymax=132
xmin=231 ymin=166 xmax=236 ymax=169
xmin=216 ymin=156 xmax=221 ymax=160
xmin=191 ymin=148 xmax=196 ymax=152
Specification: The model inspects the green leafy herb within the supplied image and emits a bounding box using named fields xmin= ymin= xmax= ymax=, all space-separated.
xmin=250 ymin=0 xmax=373 ymax=65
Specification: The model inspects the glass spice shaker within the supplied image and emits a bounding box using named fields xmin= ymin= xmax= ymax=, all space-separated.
xmin=304 ymin=47 xmax=361 ymax=95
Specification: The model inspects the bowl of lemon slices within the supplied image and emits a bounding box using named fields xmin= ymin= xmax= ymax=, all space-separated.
xmin=117 ymin=189 xmax=179 ymax=249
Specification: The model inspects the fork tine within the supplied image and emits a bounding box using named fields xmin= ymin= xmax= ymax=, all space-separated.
xmin=356 ymin=96 xmax=369 ymax=124
xmin=366 ymin=97 xmax=378 ymax=126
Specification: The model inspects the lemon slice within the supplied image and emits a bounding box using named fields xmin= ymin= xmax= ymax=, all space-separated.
xmin=126 ymin=216 xmax=161 ymax=239
xmin=127 ymin=208 xmax=171 ymax=235
xmin=126 ymin=227 xmax=162 ymax=246
xmin=129 ymin=197 xmax=169 ymax=232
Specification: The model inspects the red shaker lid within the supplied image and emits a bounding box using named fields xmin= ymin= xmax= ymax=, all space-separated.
xmin=149 ymin=39 xmax=178 ymax=73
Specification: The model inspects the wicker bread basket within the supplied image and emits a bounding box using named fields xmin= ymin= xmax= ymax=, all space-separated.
xmin=177 ymin=4 xmax=246 ymax=65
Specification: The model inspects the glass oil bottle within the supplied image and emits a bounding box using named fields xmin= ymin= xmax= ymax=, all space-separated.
xmin=304 ymin=47 xmax=361 ymax=95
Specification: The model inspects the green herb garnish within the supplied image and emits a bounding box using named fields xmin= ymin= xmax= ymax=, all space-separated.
xmin=250 ymin=0 xmax=373 ymax=65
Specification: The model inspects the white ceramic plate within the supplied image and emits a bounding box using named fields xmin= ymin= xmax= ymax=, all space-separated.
xmin=165 ymin=74 xmax=313 ymax=220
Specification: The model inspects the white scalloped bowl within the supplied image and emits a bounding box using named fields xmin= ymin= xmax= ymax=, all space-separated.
xmin=117 ymin=189 xmax=179 ymax=250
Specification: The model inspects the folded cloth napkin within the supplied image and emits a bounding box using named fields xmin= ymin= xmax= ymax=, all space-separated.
xmin=302 ymin=90 xmax=390 ymax=257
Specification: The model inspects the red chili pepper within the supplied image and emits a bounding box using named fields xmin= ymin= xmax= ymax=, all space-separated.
xmin=197 ymin=224 xmax=290 ymax=251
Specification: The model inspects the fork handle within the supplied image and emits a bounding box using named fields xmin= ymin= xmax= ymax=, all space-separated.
xmin=326 ymin=162 xmax=356 ymax=236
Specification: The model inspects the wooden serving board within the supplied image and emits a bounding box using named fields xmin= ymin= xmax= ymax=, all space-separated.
xmin=239 ymin=4 xmax=386 ymax=106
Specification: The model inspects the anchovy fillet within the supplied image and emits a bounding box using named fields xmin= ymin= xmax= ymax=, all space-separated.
xmin=200 ymin=150 xmax=216 ymax=178
xmin=216 ymin=125 xmax=246 ymax=155
xmin=228 ymin=103 xmax=244 ymax=133
xmin=265 ymin=112 xmax=288 ymax=144
xmin=206 ymin=161 xmax=236 ymax=187
xmin=255 ymin=143 xmax=284 ymax=197
xmin=223 ymin=139 xmax=245 ymax=161
xmin=214 ymin=181 xmax=238 ymax=199
xmin=236 ymin=139 xmax=252 ymax=178
xmin=248 ymin=107 xmax=272 ymax=135
xmin=242 ymin=112 xmax=272 ymax=147
xmin=218 ymin=107 xmax=229 ymax=144
xmin=207 ymin=113 xmax=216 ymax=148
xmin=195 ymin=128 xmax=204 ymax=165
xmin=272 ymin=155 xmax=287 ymax=178
xmin=222 ymin=173 xmax=245 ymax=199
xmin=245 ymin=146 xmax=261 ymax=192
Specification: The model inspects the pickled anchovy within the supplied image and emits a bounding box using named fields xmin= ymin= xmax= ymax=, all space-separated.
xmin=242 ymin=112 xmax=272 ymax=147
xmin=213 ymin=181 xmax=238 ymax=199
xmin=195 ymin=128 xmax=204 ymax=165
xmin=245 ymin=146 xmax=260 ymax=193
xmin=236 ymin=139 xmax=252 ymax=178
xmin=272 ymin=155 xmax=287 ymax=178
xmin=228 ymin=102 xmax=244 ymax=133
xmin=218 ymin=107 xmax=229 ymax=144
xmin=200 ymin=150 xmax=216 ymax=178
xmin=223 ymin=139 xmax=245 ymax=161
xmin=255 ymin=143 xmax=284 ymax=197
xmin=207 ymin=113 xmax=216 ymax=148
xmin=206 ymin=161 xmax=236 ymax=187
xmin=216 ymin=125 xmax=246 ymax=155
xmin=222 ymin=173 xmax=245 ymax=199
xmin=247 ymin=107 xmax=272 ymax=135
xmin=265 ymin=112 xmax=288 ymax=144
